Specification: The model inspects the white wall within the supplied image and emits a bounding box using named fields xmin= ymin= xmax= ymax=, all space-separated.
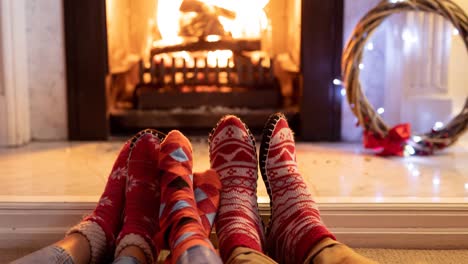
xmin=0 ymin=0 xmax=31 ymax=147
xmin=26 ymin=0 xmax=67 ymax=140
xmin=1 ymin=0 xmax=68 ymax=146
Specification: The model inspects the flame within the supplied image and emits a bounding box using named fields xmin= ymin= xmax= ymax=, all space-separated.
xmin=155 ymin=0 xmax=270 ymax=70
xmin=207 ymin=50 xmax=232 ymax=68
xmin=157 ymin=0 xmax=269 ymax=41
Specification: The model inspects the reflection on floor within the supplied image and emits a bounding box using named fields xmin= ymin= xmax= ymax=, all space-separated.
xmin=0 ymin=139 xmax=467 ymax=203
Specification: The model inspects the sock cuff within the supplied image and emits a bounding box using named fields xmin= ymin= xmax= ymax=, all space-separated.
xmin=66 ymin=220 xmax=107 ymax=264
xmin=115 ymin=233 xmax=154 ymax=264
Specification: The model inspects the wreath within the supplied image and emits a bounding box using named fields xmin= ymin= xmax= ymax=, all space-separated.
xmin=342 ymin=0 xmax=468 ymax=156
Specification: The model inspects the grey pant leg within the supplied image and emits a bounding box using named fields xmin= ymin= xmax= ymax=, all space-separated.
xmin=112 ymin=256 xmax=142 ymax=264
xmin=176 ymin=245 xmax=223 ymax=264
xmin=11 ymin=245 xmax=75 ymax=264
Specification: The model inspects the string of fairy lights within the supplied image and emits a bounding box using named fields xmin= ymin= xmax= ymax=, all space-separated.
xmin=336 ymin=0 xmax=467 ymax=156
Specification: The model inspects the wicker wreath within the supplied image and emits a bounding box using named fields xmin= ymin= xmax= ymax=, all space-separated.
xmin=342 ymin=0 xmax=468 ymax=156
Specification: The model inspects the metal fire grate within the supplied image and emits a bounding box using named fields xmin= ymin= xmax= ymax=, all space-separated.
xmin=137 ymin=39 xmax=276 ymax=89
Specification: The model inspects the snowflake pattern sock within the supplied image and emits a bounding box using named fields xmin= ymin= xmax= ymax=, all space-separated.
xmin=66 ymin=139 xmax=132 ymax=263
xmin=259 ymin=113 xmax=335 ymax=263
xmin=193 ymin=169 xmax=221 ymax=235
xmin=158 ymin=130 xmax=219 ymax=264
xmin=209 ymin=115 xmax=265 ymax=262
xmin=115 ymin=130 xmax=164 ymax=264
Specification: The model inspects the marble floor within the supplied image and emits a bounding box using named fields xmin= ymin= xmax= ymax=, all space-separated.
xmin=0 ymin=138 xmax=467 ymax=204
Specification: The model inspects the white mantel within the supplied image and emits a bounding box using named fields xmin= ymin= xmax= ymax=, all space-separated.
xmin=0 ymin=0 xmax=67 ymax=147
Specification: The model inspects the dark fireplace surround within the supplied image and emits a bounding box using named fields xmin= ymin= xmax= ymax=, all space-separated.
xmin=64 ymin=0 xmax=343 ymax=141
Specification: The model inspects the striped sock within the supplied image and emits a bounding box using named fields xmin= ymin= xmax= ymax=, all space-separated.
xmin=158 ymin=131 xmax=219 ymax=264
xmin=209 ymin=115 xmax=265 ymax=262
xmin=260 ymin=113 xmax=335 ymax=263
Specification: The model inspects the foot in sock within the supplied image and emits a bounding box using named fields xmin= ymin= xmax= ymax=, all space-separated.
xmin=114 ymin=130 xmax=165 ymax=264
xmin=209 ymin=115 xmax=265 ymax=262
xmin=193 ymin=169 xmax=221 ymax=235
xmin=67 ymin=129 xmax=163 ymax=263
xmin=158 ymin=130 xmax=220 ymax=264
xmin=259 ymin=113 xmax=335 ymax=263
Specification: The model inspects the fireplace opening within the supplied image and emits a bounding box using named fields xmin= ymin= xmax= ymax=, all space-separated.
xmin=106 ymin=0 xmax=301 ymax=134
xmin=64 ymin=0 xmax=343 ymax=140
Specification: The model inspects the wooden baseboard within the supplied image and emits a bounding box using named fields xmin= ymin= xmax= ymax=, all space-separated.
xmin=1 ymin=201 xmax=467 ymax=249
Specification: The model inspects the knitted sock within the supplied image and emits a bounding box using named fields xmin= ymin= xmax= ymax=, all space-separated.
xmin=115 ymin=130 xmax=164 ymax=264
xmin=67 ymin=140 xmax=131 ymax=264
xmin=209 ymin=115 xmax=265 ymax=262
xmin=259 ymin=113 xmax=335 ymax=264
xmin=193 ymin=169 xmax=221 ymax=235
xmin=158 ymin=130 xmax=218 ymax=264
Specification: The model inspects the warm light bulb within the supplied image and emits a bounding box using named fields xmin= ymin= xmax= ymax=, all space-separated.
xmin=340 ymin=88 xmax=347 ymax=97
xmin=402 ymin=29 xmax=417 ymax=43
xmin=333 ymin=79 xmax=342 ymax=85
xmin=404 ymin=145 xmax=416 ymax=156
xmin=433 ymin=122 xmax=444 ymax=130
xmin=453 ymin=29 xmax=459 ymax=36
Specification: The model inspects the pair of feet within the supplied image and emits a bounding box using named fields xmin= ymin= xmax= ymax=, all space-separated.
xmin=68 ymin=129 xmax=221 ymax=264
xmin=210 ymin=114 xmax=335 ymax=263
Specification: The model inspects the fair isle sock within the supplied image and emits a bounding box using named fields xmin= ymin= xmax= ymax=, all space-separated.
xmin=158 ymin=131 xmax=218 ymax=264
xmin=209 ymin=115 xmax=265 ymax=262
xmin=115 ymin=130 xmax=164 ymax=264
xmin=193 ymin=169 xmax=221 ymax=235
xmin=260 ymin=113 xmax=335 ymax=264
xmin=67 ymin=140 xmax=131 ymax=264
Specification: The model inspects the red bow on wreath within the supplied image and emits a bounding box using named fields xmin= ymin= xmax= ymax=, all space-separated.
xmin=363 ymin=123 xmax=411 ymax=156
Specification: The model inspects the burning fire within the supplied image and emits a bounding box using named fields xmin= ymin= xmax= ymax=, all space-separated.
xmin=155 ymin=0 xmax=270 ymax=66
xmin=157 ymin=0 xmax=269 ymax=41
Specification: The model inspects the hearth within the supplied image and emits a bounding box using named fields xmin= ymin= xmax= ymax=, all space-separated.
xmin=64 ymin=0 xmax=343 ymax=140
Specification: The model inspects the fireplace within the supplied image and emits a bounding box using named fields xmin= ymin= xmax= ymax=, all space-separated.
xmin=64 ymin=0 xmax=343 ymax=140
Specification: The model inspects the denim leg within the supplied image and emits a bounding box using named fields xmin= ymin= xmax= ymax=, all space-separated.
xmin=112 ymin=256 xmax=142 ymax=264
xmin=11 ymin=245 xmax=75 ymax=264
xmin=176 ymin=245 xmax=223 ymax=264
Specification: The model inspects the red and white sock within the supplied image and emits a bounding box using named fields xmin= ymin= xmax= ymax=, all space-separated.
xmin=260 ymin=113 xmax=335 ymax=263
xmin=158 ymin=131 xmax=218 ymax=264
xmin=209 ymin=115 xmax=265 ymax=262
xmin=115 ymin=130 xmax=164 ymax=264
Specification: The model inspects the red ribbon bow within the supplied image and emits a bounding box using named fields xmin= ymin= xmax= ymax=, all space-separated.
xmin=363 ymin=123 xmax=411 ymax=156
